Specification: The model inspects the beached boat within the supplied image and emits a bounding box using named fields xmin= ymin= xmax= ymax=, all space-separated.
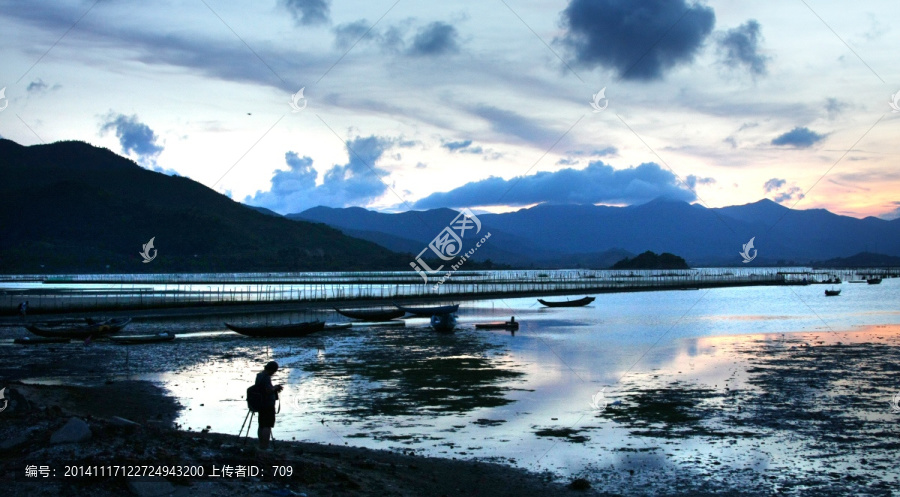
xmin=867 ymin=277 xmax=883 ymax=285
xmin=334 ymin=307 xmax=405 ymax=321
xmin=25 ymin=318 xmax=131 ymax=339
xmin=395 ymin=303 xmax=460 ymax=316
xmin=475 ymin=319 xmax=519 ymax=331
xmin=14 ymin=336 xmax=70 ymax=345
xmin=324 ymin=323 xmax=352 ymax=330
xmin=225 ymin=321 xmax=325 ymax=338
xmin=110 ymin=332 xmax=176 ymax=344
xmin=537 ymin=296 xmax=596 ymax=307
xmin=430 ymin=313 xmax=457 ymax=332
xmin=825 ymin=289 xmax=841 ymax=296
xmin=849 ymin=280 xmax=867 ymax=283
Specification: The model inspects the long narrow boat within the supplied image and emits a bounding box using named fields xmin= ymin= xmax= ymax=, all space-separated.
xmin=225 ymin=321 xmax=325 ymax=338
xmin=537 ymin=296 xmax=596 ymax=308
xmin=110 ymin=332 xmax=176 ymax=344
xmin=475 ymin=320 xmax=519 ymax=331
xmin=824 ymin=289 xmax=841 ymax=296
xmin=395 ymin=303 xmax=460 ymax=316
xmin=25 ymin=318 xmax=131 ymax=339
xmin=334 ymin=308 xmax=406 ymax=321
xmin=14 ymin=336 xmax=70 ymax=345
xmin=867 ymin=277 xmax=883 ymax=285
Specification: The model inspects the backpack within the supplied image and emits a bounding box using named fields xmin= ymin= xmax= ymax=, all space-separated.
xmin=246 ymin=384 xmax=264 ymax=412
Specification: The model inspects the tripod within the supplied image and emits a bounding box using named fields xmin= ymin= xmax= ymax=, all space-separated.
xmin=238 ymin=409 xmax=276 ymax=447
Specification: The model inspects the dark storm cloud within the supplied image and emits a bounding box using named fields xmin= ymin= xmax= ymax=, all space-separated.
xmin=717 ymin=20 xmax=769 ymax=76
xmin=282 ymin=0 xmax=330 ymax=25
xmin=559 ymin=0 xmax=715 ymax=81
xmin=771 ymin=127 xmax=825 ymax=148
xmin=412 ymin=161 xmax=695 ymax=209
xmin=408 ymin=22 xmax=459 ymax=56
xmin=245 ymin=135 xmax=394 ymax=214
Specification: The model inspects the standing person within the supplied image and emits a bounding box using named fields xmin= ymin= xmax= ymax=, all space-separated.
xmin=17 ymin=301 xmax=28 ymax=320
xmin=255 ymin=361 xmax=283 ymax=449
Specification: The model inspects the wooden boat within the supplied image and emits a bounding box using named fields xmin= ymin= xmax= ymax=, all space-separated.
xmin=824 ymin=289 xmax=841 ymax=296
xmin=537 ymin=296 xmax=596 ymax=308
xmin=334 ymin=307 xmax=406 ymax=321
xmin=110 ymin=332 xmax=176 ymax=344
xmin=849 ymin=280 xmax=867 ymax=283
xmin=225 ymin=321 xmax=325 ymax=338
xmin=25 ymin=318 xmax=131 ymax=339
xmin=475 ymin=319 xmax=519 ymax=331
xmin=395 ymin=303 xmax=460 ymax=316
xmin=867 ymin=277 xmax=883 ymax=285
xmin=430 ymin=313 xmax=457 ymax=332
xmin=324 ymin=323 xmax=352 ymax=330
xmin=14 ymin=336 xmax=70 ymax=345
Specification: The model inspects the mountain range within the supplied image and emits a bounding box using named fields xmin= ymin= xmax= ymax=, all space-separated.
xmin=292 ymin=199 xmax=900 ymax=267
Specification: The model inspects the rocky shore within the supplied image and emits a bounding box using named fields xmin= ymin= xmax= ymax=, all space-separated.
xmin=1 ymin=381 xmax=603 ymax=497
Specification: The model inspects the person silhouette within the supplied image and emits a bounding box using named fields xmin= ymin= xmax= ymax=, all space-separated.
xmin=255 ymin=361 xmax=283 ymax=449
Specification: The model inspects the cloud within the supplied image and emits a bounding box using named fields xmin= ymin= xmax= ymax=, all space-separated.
xmin=408 ymin=22 xmax=459 ymax=56
xmin=412 ymin=161 xmax=696 ymax=209
xmin=881 ymin=202 xmax=900 ymax=220
xmin=764 ymin=178 xmax=804 ymax=204
xmin=443 ymin=140 xmax=473 ymax=152
xmin=771 ymin=127 xmax=825 ymax=148
xmin=245 ymin=135 xmax=394 ymax=214
xmin=825 ymin=98 xmax=848 ymax=119
xmin=332 ymin=20 xmax=371 ymax=50
xmin=282 ymin=0 xmax=329 ymax=26
xmin=469 ymin=105 xmax=555 ymax=144
xmin=557 ymin=158 xmax=579 ymax=166
xmin=99 ymin=113 xmax=164 ymax=162
xmin=558 ymin=0 xmax=715 ymax=80
xmin=26 ymin=78 xmax=59 ymax=93
xmin=415 ymin=162 xmax=427 ymax=169
xmin=717 ymin=20 xmax=769 ymax=76
xmin=685 ymin=174 xmax=716 ymax=189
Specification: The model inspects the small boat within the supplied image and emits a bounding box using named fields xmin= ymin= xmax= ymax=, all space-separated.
xmin=867 ymin=277 xmax=883 ymax=285
xmin=334 ymin=307 xmax=406 ymax=321
xmin=475 ymin=318 xmax=519 ymax=331
xmin=225 ymin=321 xmax=325 ymax=338
xmin=324 ymin=323 xmax=352 ymax=330
xmin=849 ymin=280 xmax=866 ymax=284
xmin=430 ymin=313 xmax=458 ymax=332
xmin=14 ymin=336 xmax=70 ymax=345
xmin=537 ymin=296 xmax=596 ymax=307
xmin=395 ymin=303 xmax=460 ymax=316
xmin=25 ymin=318 xmax=131 ymax=339
xmin=824 ymin=289 xmax=841 ymax=296
xmin=110 ymin=332 xmax=176 ymax=344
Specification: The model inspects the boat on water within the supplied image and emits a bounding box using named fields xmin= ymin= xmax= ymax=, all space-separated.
xmin=475 ymin=317 xmax=519 ymax=331
xmin=867 ymin=277 xmax=883 ymax=285
xmin=110 ymin=332 xmax=176 ymax=344
xmin=395 ymin=303 xmax=460 ymax=316
xmin=537 ymin=296 xmax=596 ymax=307
xmin=849 ymin=280 xmax=867 ymax=283
xmin=14 ymin=336 xmax=70 ymax=345
xmin=825 ymin=289 xmax=841 ymax=296
xmin=324 ymin=323 xmax=352 ymax=330
xmin=225 ymin=321 xmax=325 ymax=338
xmin=25 ymin=318 xmax=132 ymax=339
xmin=430 ymin=313 xmax=458 ymax=332
xmin=334 ymin=307 xmax=406 ymax=321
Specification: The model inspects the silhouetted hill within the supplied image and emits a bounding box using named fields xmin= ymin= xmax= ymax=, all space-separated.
xmin=812 ymin=252 xmax=900 ymax=268
xmin=0 ymin=139 xmax=407 ymax=273
xmin=611 ymin=251 xmax=690 ymax=269
xmin=293 ymin=199 xmax=900 ymax=266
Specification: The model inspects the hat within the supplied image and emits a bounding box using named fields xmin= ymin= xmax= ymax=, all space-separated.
xmin=264 ymin=361 xmax=279 ymax=372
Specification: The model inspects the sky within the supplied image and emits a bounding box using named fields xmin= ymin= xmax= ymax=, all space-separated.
xmin=0 ymin=0 xmax=897 ymax=219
